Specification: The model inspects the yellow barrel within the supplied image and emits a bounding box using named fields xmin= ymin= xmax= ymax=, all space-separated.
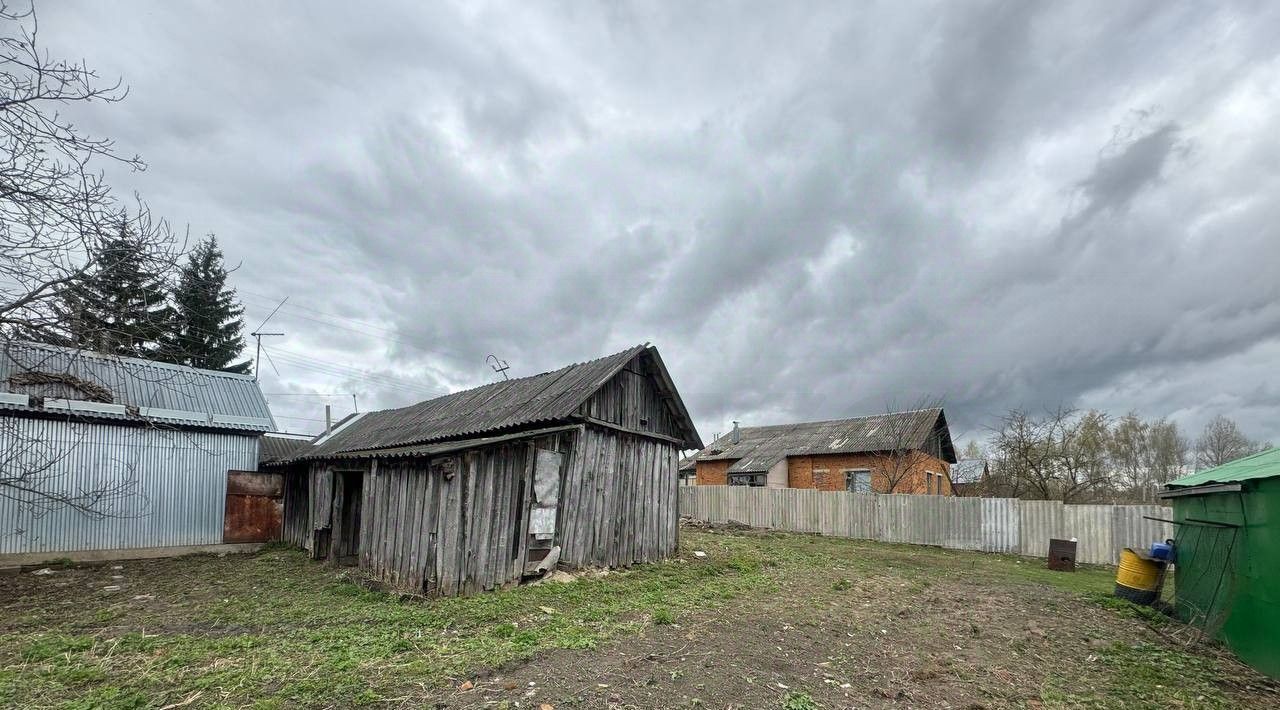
xmin=1115 ymin=548 xmax=1162 ymax=605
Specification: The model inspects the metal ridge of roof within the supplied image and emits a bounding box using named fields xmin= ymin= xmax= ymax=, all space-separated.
xmin=1167 ymin=447 xmax=1280 ymax=489
xmin=0 ymin=339 xmax=275 ymax=432
xmin=2 ymin=339 xmax=258 ymax=381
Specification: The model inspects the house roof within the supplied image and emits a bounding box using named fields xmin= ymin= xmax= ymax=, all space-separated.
xmin=949 ymin=458 xmax=988 ymax=484
xmin=259 ymin=432 xmax=316 ymax=465
xmin=0 ymin=340 xmax=274 ymax=432
xmin=1167 ymin=447 xmax=1280 ymax=488
xmin=693 ymin=408 xmax=956 ymax=474
xmin=292 ymin=344 xmax=701 ymax=460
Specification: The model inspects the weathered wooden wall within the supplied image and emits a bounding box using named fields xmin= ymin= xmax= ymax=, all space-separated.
xmin=357 ymin=433 xmax=561 ymax=595
xmin=557 ymin=425 xmax=680 ymax=568
xmin=281 ymin=467 xmax=311 ymax=549
xmin=294 ymin=422 xmax=681 ymax=596
xmin=578 ymin=353 xmax=683 ymax=441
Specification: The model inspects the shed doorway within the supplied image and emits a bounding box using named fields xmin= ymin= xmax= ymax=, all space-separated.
xmin=332 ymin=470 xmax=363 ymax=565
xmin=522 ymin=448 xmax=563 ymax=575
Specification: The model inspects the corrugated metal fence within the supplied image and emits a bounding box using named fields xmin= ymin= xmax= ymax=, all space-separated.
xmin=680 ymin=487 xmax=1172 ymax=565
xmin=1 ymin=418 xmax=258 ymax=555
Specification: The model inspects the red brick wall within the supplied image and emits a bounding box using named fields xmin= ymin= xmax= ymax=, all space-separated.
xmin=696 ymin=452 xmax=952 ymax=495
xmin=788 ymin=452 xmax=952 ymax=495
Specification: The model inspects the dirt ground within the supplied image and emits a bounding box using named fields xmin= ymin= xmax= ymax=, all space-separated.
xmin=449 ymin=540 xmax=1269 ymax=709
xmin=3 ymin=526 xmax=1276 ymax=709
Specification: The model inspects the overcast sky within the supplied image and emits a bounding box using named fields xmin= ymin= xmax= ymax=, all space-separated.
xmin=40 ymin=1 xmax=1280 ymax=446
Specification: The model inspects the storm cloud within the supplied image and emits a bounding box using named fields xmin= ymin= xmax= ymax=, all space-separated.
xmin=39 ymin=1 xmax=1280 ymax=444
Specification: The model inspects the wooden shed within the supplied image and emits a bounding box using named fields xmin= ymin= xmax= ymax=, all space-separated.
xmin=268 ymin=344 xmax=701 ymax=596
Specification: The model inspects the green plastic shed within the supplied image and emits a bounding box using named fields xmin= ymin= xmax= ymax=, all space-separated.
xmin=1161 ymin=448 xmax=1280 ymax=680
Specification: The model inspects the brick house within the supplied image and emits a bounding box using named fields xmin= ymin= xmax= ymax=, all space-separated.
xmin=690 ymin=408 xmax=957 ymax=495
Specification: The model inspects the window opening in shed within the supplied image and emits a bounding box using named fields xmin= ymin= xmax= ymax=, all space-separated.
xmin=728 ymin=472 xmax=765 ymax=487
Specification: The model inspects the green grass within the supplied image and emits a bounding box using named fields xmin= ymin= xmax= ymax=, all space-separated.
xmin=0 ymin=528 xmax=1246 ymax=709
xmin=1 ymin=533 xmax=776 ymax=708
xmin=1042 ymin=641 xmax=1239 ymax=709
xmin=781 ymin=690 xmax=821 ymax=709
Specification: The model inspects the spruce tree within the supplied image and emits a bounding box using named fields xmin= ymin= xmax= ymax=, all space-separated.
xmin=170 ymin=236 xmax=250 ymax=373
xmin=59 ymin=220 xmax=174 ymax=358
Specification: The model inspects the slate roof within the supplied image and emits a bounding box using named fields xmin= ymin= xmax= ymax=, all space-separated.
xmin=693 ymin=408 xmax=955 ymax=474
xmin=292 ymin=344 xmax=701 ymax=460
xmin=949 ymin=458 xmax=988 ymax=485
xmin=0 ymin=340 xmax=274 ymax=432
xmin=1167 ymin=447 xmax=1280 ymax=488
xmin=259 ymin=432 xmax=316 ymax=465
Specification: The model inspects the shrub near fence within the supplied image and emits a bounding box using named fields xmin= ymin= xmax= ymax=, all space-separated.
xmin=678 ymin=487 xmax=1173 ymax=566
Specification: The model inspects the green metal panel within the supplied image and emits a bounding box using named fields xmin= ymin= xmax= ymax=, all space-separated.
xmin=1171 ymin=477 xmax=1280 ymax=680
xmin=1168 ymin=447 xmax=1280 ymax=488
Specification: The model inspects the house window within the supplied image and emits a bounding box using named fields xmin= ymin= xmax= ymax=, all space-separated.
xmin=728 ymin=472 xmax=765 ymax=487
xmin=926 ymin=471 xmax=940 ymax=495
xmin=845 ymin=469 xmax=872 ymax=494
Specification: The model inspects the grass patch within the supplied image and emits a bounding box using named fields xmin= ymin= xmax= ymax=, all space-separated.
xmin=1043 ymin=641 xmax=1238 ymax=709
xmin=1 ymin=533 xmax=774 ymax=707
xmin=781 ymin=690 xmax=820 ymax=709
xmin=0 ymin=527 xmax=1253 ymax=709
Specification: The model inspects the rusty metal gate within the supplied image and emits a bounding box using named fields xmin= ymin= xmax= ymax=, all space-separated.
xmin=224 ymin=470 xmax=284 ymax=543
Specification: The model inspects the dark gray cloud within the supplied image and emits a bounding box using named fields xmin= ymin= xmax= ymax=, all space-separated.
xmin=37 ymin=1 xmax=1280 ymax=445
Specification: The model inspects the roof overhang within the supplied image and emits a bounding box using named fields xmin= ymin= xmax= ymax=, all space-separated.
xmin=1159 ymin=483 xmax=1245 ymax=499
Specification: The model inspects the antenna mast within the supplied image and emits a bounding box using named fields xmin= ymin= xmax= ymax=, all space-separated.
xmin=250 ymin=296 xmax=289 ymax=381
xmin=486 ymin=354 xmax=511 ymax=381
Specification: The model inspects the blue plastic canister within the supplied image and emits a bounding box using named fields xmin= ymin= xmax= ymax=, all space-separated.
xmin=1150 ymin=540 xmax=1175 ymax=562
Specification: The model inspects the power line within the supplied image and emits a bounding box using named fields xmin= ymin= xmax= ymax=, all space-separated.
xmin=238 ymin=291 xmax=447 ymax=362
xmin=262 ymin=392 xmax=357 ymax=396
xmin=267 ymin=348 xmax=446 ymax=397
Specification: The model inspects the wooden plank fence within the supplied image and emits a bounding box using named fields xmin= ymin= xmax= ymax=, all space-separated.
xmin=679 ymin=487 xmax=1173 ymax=565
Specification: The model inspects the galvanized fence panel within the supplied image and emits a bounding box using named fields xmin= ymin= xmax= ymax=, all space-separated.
xmin=981 ymin=497 xmax=1020 ymax=553
xmin=0 ymin=418 xmax=257 ymax=555
xmin=847 ymin=493 xmax=878 ymax=540
xmin=943 ymin=496 xmax=984 ymax=551
xmin=680 ymin=487 xmax=1172 ymax=566
xmin=1112 ymin=505 xmax=1174 ymax=559
xmin=1018 ymin=500 xmax=1064 ymax=558
xmin=1063 ymin=504 xmax=1115 ymax=564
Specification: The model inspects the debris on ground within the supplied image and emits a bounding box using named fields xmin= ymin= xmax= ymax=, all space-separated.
xmin=31 ymin=568 xmax=54 ymax=576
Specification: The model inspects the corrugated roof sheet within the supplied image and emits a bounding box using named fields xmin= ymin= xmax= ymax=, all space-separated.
xmin=296 ymin=344 xmax=700 ymax=459
xmin=694 ymin=408 xmax=954 ymax=473
xmin=1167 ymin=447 xmax=1280 ymax=488
xmin=950 ymin=458 xmax=988 ymax=484
xmin=259 ymin=432 xmax=315 ymax=464
xmin=0 ymin=340 xmax=274 ymax=432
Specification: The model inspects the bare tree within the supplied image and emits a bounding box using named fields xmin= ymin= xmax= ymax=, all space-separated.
xmin=1194 ymin=415 xmax=1260 ymax=470
xmin=1146 ymin=417 xmax=1188 ymax=489
xmin=874 ymin=396 xmax=947 ymax=494
xmin=0 ymin=3 xmax=186 ymax=521
xmin=1108 ymin=411 xmax=1149 ymax=497
xmin=0 ymin=2 xmax=180 ymax=341
xmin=989 ymin=407 xmax=1111 ymax=502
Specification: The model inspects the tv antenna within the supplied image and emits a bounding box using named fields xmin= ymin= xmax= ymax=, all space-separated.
xmin=251 ymin=296 xmax=288 ymax=380
xmin=486 ymin=354 xmax=511 ymax=381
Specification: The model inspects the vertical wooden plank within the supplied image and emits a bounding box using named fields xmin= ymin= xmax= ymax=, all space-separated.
xmin=421 ymin=465 xmax=441 ymax=595
xmin=561 ymin=428 xmax=587 ymax=566
xmin=359 ymin=461 xmax=376 ymax=569
xmin=513 ymin=443 xmax=534 ymax=579
xmin=405 ymin=462 xmax=428 ymax=591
